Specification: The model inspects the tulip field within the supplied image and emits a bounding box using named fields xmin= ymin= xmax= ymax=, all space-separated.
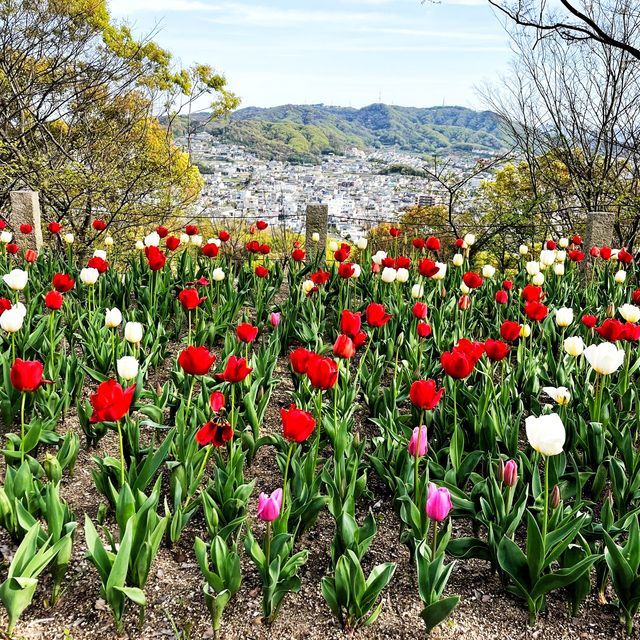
xmin=0 ymin=221 xmax=640 ymax=639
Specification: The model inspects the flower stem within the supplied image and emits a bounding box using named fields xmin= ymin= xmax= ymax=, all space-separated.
xmin=431 ymin=519 xmax=438 ymax=558
xmin=20 ymin=392 xmax=26 ymax=463
xmin=117 ymin=420 xmax=125 ymax=487
xmin=542 ymin=455 xmax=549 ymax=544
xmin=281 ymin=442 xmax=295 ymax=513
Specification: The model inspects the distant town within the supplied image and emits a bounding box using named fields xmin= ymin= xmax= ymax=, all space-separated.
xmin=183 ymin=131 xmax=501 ymax=240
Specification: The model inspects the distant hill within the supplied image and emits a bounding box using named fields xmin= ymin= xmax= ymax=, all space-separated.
xmin=177 ymin=103 xmax=510 ymax=163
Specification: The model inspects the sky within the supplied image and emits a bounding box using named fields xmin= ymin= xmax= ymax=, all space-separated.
xmin=108 ymin=0 xmax=513 ymax=110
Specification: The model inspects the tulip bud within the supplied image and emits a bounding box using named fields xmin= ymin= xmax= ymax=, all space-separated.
xmin=614 ymin=270 xmax=627 ymax=284
xmin=555 ymin=307 xmax=573 ymax=327
xmin=411 ymin=283 xmax=424 ymax=299
xmin=503 ymin=459 xmax=518 ymax=487
xmin=550 ymin=484 xmax=561 ymax=509
xmin=104 ymin=236 xmax=114 ymax=246
xmin=180 ymin=233 xmax=190 ymax=245
xmin=458 ymin=294 xmax=470 ymax=310
xmin=396 ymin=268 xmax=409 ymax=283
xmin=44 ymin=453 xmax=62 ymax=484
xmin=553 ymin=263 xmax=565 ymax=276
xmin=381 ymin=267 xmax=397 ymax=283
xmin=460 ymin=283 xmax=470 ymax=295
xmin=408 ymin=425 xmax=428 ymax=457
xmin=463 ymin=233 xmax=475 ymax=246
xmin=0 ymin=231 xmax=12 ymax=244
xmin=531 ymin=272 xmax=545 ymax=286
xmin=526 ymin=261 xmax=540 ymax=276
xmin=212 ymin=267 xmax=225 ymax=282
xmin=356 ymin=237 xmax=368 ymax=250
xmin=563 ymin=335 xmax=584 ymax=356
xmin=329 ymin=241 xmax=338 ymax=252
xmin=117 ymin=356 xmax=139 ymax=381
xmin=105 ymin=307 xmax=122 ymax=329
xmin=452 ymin=253 xmax=464 ymax=267
xmin=124 ymin=321 xmax=143 ymax=344
xmin=0 ymin=305 xmax=25 ymax=333
xmin=519 ymin=244 xmax=529 ymax=255
xmin=520 ymin=324 xmax=531 ymax=338
xmin=606 ymin=302 xmax=616 ymax=318
xmin=302 ymin=279 xmax=315 ymax=294
xmin=63 ymin=233 xmax=74 ymax=244
xmin=555 ymin=250 xmax=566 ymax=262
xmin=257 ymin=488 xmax=283 ymax=521
xmin=311 ymin=232 xmax=320 ymax=242
xmin=269 ymin=311 xmax=281 ymax=327
xmin=558 ymin=237 xmax=569 ymax=248
xmin=482 ymin=264 xmax=496 ymax=279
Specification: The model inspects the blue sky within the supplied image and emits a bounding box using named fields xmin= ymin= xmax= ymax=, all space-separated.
xmin=109 ymin=0 xmax=512 ymax=110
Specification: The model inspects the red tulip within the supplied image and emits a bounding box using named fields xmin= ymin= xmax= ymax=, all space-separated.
xmin=338 ymin=262 xmax=355 ymax=279
xmin=621 ymin=323 xmax=640 ymax=342
xmin=462 ymin=272 xmax=483 ymax=289
xmin=87 ymin=256 xmax=108 ymax=273
xmin=457 ymin=339 xmax=485 ymax=363
xmin=502 ymin=280 xmax=513 ymax=290
xmin=201 ymin=243 xmax=219 ymax=258
xmin=409 ymin=379 xmax=444 ymax=410
xmin=236 ymin=323 xmax=258 ymax=343
xmin=256 ymin=220 xmax=268 ymax=231
xmin=340 ymin=310 xmax=361 ymax=337
xmin=396 ymin=255 xmax=411 ymax=269
xmin=632 ymin=289 xmax=640 ymax=305
xmin=618 ymin=248 xmax=633 ymax=264
xmin=281 ymin=404 xmax=316 ymax=443
xmin=412 ymin=302 xmax=428 ymax=319
xmin=600 ymin=246 xmax=612 ymax=260
xmin=185 ymin=225 xmax=198 ymax=236
xmin=568 ymin=250 xmax=585 ymax=262
xmin=179 ymin=288 xmax=206 ymax=310
xmin=455 ymin=238 xmax=464 ymax=248
xmin=571 ymin=234 xmax=583 ymax=245
xmin=306 ymin=355 xmax=338 ymax=390
xmin=500 ymin=320 xmax=521 ymax=342
xmin=145 ymin=246 xmax=166 ymax=270
xmin=24 ymin=249 xmax=37 ymax=263
xmin=417 ymin=322 xmax=431 ymax=338
xmin=0 ymin=298 xmax=11 ymax=315
xmin=458 ymin=295 xmax=470 ymax=310
xmin=290 ymin=348 xmax=313 ymax=374
xmin=45 ymin=291 xmax=63 ymax=310
xmin=545 ymin=240 xmax=556 ymax=250
xmin=485 ymin=339 xmax=510 ymax=361
xmin=48 ymin=222 xmax=62 ymax=234
xmin=412 ymin=238 xmax=426 ymax=249
xmin=524 ymin=301 xmax=548 ymax=321
xmin=353 ymin=331 xmax=368 ymax=347
xmin=581 ymin=314 xmax=597 ymax=328
xmin=589 ymin=246 xmax=600 ymax=258
xmin=10 ymin=359 xmax=46 ymax=392
xmin=165 ymin=236 xmax=180 ymax=251
xmin=389 ymin=227 xmax=401 ymax=237
xmin=333 ymin=334 xmax=355 ymax=359
xmin=311 ymin=270 xmax=330 ymax=285
xmin=196 ymin=418 xmax=233 ymax=446
xmin=178 ymin=346 xmax=216 ymax=376
xmin=522 ymin=284 xmax=543 ymax=303
xmin=255 ymin=265 xmax=269 ymax=278
xmin=20 ymin=224 xmax=32 ymax=234
xmin=495 ymin=290 xmax=508 ymax=304
xmin=156 ymin=226 xmax=169 ymax=238
xmin=291 ymin=248 xmax=305 ymax=262
xmin=219 ymin=230 xmax=230 ymax=242
xmin=425 ymin=236 xmax=440 ymax=251
xmin=92 ymin=220 xmax=107 ymax=231
xmin=418 ymin=258 xmax=439 ymax=278
xmin=216 ymin=355 xmax=252 ymax=383
xmin=52 ymin=273 xmax=75 ymax=293
xmin=210 ymin=391 xmax=225 ymax=412
xmin=441 ymin=348 xmax=476 ymax=379
xmin=6 ymin=244 xmax=18 ymax=254
xmin=259 ymin=243 xmax=270 ymax=255
xmin=89 ymin=379 xmax=135 ymax=423
xmin=595 ymin=318 xmax=624 ymax=341
xmin=366 ymin=303 xmax=391 ymax=327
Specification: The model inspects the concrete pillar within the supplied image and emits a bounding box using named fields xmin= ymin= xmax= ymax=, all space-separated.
xmin=583 ymin=210 xmax=615 ymax=277
xmin=10 ymin=191 xmax=43 ymax=250
xmin=305 ymin=204 xmax=328 ymax=263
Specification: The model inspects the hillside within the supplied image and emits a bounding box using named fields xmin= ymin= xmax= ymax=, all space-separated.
xmin=178 ymin=103 xmax=510 ymax=162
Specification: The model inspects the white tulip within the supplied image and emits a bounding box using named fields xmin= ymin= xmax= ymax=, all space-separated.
xmin=124 ymin=321 xmax=143 ymax=344
xmin=482 ymin=264 xmax=496 ymax=279
xmin=555 ymin=250 xmax=566 ymax=262
xmin=614 ymin=270 xmax=627 ymax=284
xmin=351 ymin=264 xmax=361 ymax=278
xmin=104 ymin=236 xmax=114 ymax=246
xmin=553 ymin=264 xmax=565 ymax=276
xmin=212 ymin=267 xmax=225 ymax=282
xmin=180 ymin=233 xmax=190 ymax=245
xmin=93 ymin=249 xmax=107 ymax=260
xmin=452 ymin=254 xmax=464 ymax=267
xmin=1 ymin=231 xmax=13 ymax=244
xmin=144 ymin=231 xmax=160 ymax=247
xmin=0 ymin=305 xmax=24 ymax=333
xmin=432 ymin=262 xmax=447 ymax=280
xmin=526 ymin=261 xmax=540 ymax=276
xmin=460 ymin=283 xmax=470 ymax=294
xmin=311 ymin=232 xmax=320 ymax=243
xmin=302 ymin=279 xmax=315 ymax=294
xmin=525 ymin=413 xmax=565 ymax=456
xmin=555 ymin=307 xmax=574 ymax=327
xmin=80 ymin=267 xmax=99 ymax=285
xmin=356 ymin=237 xmax=368 ymax=250
xmin=381 ymin=267 xmax=397 ymax=283
xmin=619 ymin=304 xmax=640 ymax=323
xmin=463 ymin=233 xmax=476 ymax=246
xmin=329 ymin=241 xmax=339 ymax=252
xmin=532 ymin=272 xmax=545 ymax=286
xmin=396 ymin=268 xmax=409 ymax=283
xmin=190 ymin=235 xmax=203 ymax=247
xmin=117 ymin=356 xmax=139 ymax=381
xmin=3 ymin=269 xmax=28 ymax=291
xmin=372 ymin=250 xmax=387 ymax=266
xmin=63 ymin=233 xmax=74 ymax=244
xmin=539 ymin=250 xmax=556 ymax=266
xmin=564 ymin=336 xmax=584 ymax=357
xmin=519 ymin=244 xmax=529 ymax=255
xmin=105 ymin=307 xmax=122 ymax=329
xmin=583 ymin=342 xmax=625 ymax=375
xmin=542 ymin=386 xmax=571 ymax=405
xmin=411 ymin=283 xmax=424 ymax=299
xmin=211 ymin=238 xmax=222 ymax=247
xmin=135 ymin=240 xmax=145 ymax=251
xmin=520 ymin=324 xmax=531 ymax=338
xmin=558 ymin=237 xmax=569 ymax=248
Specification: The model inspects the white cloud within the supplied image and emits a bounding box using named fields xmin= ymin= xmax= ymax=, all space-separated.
xmin=110 ymin=0 xmax=214 ymax=13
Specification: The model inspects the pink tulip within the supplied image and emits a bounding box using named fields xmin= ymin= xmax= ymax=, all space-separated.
xmin=257 ymin=488 xmax=283 ymax=522
xmin=408 ymin=425 xmax=428 ymax=457
xmin=270 ymin=311 xmax=281 ymax=327
xmin=503 ymin=459 xmax=518 ymax=487
xmin=425 ymin=483 xmax=452 ymax=522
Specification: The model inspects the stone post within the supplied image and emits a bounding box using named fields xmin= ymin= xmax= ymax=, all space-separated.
xmin=305 ymin=204 xmax=328 ymax=263
xmin=10 ymin=191 xmax=43 ymax=250
xmin=582 ymin=210 xmax=615 ymax=278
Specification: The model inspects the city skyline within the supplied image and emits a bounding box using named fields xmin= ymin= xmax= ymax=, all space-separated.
xmin=109 ymin=0 xmax=513 ymax=111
